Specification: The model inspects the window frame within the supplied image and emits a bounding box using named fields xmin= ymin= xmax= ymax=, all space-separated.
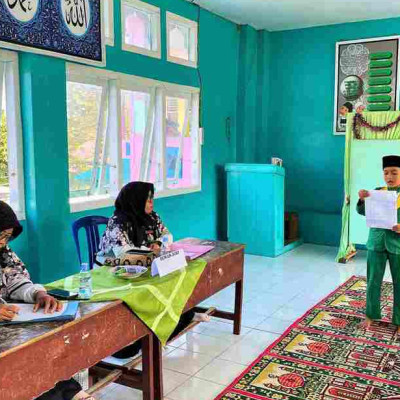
xmin=67 ymin=66 xmax=121 ymax=213
xmin=166 ymin=12 xmax=198 ymax=68
xmin=121 ymin=0 xmax=161 ymax=59
xmin=104 ymin=0 xmax=115 ymax=46
xmin=162 ymin=89 xmax=201 ymax=196
xmin=119 ymin=79 xmax=156 ymax=185
xmin=67 ymin=64 xmax=201 ymax=213
xmin=0 ymin=49 xmax=25 ymax=220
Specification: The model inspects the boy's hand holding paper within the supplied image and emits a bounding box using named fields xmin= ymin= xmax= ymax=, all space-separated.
xmin=392 ymin=224 xmax=400 ymax=233
xmin=359 ymin=189 xmax=370 ymax=200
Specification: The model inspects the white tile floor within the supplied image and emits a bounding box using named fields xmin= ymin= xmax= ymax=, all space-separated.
xmin=96 ymin=244 xmax=388 ymax=400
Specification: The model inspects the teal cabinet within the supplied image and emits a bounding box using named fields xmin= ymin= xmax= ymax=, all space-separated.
xmin=226 ymin=163 xmax=301 ymax=257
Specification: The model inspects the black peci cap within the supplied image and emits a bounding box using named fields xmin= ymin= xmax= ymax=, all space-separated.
xmin=383 ymin=155 xmax=400 ymax=169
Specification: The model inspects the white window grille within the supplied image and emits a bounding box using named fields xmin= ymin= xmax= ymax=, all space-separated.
xmin=0 ymin=49 xmax=25 ymax=219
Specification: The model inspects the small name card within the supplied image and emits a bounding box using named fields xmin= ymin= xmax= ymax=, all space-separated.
xmin=151 ymin=250 xmax=188 ymax=277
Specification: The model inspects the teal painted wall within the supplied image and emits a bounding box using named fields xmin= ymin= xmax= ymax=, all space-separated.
xmin=261 ymin=18 xmax=400 ymax=246
xmin=236 ymin=25 xmax=259 ymax=163
xmin=256 ymin=30 xmax=271 ymax=164
xmin=11 ymin=0 xmax=398 ymax=277
xmin=11 ymin=0 xmax=242 ymax=283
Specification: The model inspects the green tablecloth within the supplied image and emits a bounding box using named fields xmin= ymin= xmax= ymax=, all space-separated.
xmin=46 ymin=260 xmax=207 ymax=345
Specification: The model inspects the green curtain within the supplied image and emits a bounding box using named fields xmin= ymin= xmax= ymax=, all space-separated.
xmin=336 ymin=111 xmax=400 ymax=262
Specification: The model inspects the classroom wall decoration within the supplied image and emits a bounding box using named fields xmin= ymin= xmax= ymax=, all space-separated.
xmin=0 ymin=0 xmax=105 ymax=66
xmin=334 ymin=35 xmax=400 ymax=135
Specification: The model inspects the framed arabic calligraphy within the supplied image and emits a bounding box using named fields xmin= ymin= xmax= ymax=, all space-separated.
xmin=0 ymin=0 xmax=105 ymax=66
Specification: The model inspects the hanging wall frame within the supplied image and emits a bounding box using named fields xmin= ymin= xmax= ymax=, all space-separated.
xmin=0 ymin=0 xmax=105 ymax=66
xmin=334 ymin=35 xmax=400 ymax=135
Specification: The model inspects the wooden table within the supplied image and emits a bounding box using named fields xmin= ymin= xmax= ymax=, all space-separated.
xmin=153 ymin=239 xmax=245 ymax=400
xmin=0 ymin=239 xmax=244 ymax=400
xmin=0 ymin=301 xmax=155 ymax=400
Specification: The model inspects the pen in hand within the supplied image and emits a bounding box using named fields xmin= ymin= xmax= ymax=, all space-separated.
xmin=0 ymin=297 xmax=20 ymax=321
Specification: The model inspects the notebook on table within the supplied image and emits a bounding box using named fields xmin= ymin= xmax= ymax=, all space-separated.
xmin=0 ymin=301 xmax=79 ymax=325
xmin=170 ymin=243 xmax=215 ymax=260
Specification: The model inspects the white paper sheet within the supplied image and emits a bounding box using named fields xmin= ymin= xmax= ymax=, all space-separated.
xmin=7 ymin=302 xmax=67 ymax=322
xmin=365 ymin=190 xmax=398 ymax=229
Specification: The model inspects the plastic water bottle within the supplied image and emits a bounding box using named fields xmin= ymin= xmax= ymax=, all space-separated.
xmin=160 ymin=231 xmax=173 ymax=255
xmin=79 ymin=263 xmax=92 ymax=300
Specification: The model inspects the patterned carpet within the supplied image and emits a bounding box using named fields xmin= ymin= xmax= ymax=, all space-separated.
xmin=215 ymin=276 xmax=400 ymax=400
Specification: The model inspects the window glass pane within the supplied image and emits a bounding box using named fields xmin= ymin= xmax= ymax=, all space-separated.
xmin=0 ymin=53 xmax=25 ymax=216
xmin=148 ymin=128 xmax=163 ymax=192
xmin=168 ymin=22 xmax=190 ymax=61
xmin=123 ymin=4 xmax=154 ymax=50
xmin=0 ymin=68 xmax=9 ymax=203
xmin=67 ymin=82 xmax=110 ymax=198
xmin=165 ymin=96 xmax=198 ymax=189
xmin=121 ymin=89 xmax=150 ymax=184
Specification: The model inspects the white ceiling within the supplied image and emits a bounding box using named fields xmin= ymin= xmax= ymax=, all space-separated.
xmin=189 ymin=0 xmax=400 ymax=31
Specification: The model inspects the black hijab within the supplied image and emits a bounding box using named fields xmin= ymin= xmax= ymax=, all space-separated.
xmin=0 ymin=201 xmax=22 ymax=240
xmin=114 ymin=182 xmax=157 ymax=247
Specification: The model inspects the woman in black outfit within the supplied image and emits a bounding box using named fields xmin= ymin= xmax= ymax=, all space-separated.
xmin=98 ymin=182 xmax=209 ymax=359
xmin=0 ymin=201 xmax=96 ymax=400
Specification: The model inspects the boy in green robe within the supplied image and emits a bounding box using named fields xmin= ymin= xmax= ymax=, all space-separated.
xmin=357 ymin=155 xmax=400 ymax=332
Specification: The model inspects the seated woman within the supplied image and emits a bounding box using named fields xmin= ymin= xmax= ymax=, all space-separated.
xmin=98 ymin=182 xmax=208 ymax=358
xmin=0 ymin=201 xmax=96 ymax=400
xmin=98 ymin=181 xmax=166 ymax=259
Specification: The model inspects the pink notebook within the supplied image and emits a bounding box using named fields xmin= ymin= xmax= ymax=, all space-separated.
xmin=170 ymin=243 xmax=215 ymax=260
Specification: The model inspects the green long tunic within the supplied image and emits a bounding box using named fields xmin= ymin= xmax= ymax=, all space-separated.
xmin=356 ymin=186 xmax=400 ymax=325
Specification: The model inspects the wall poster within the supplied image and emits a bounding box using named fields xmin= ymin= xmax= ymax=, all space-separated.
xmin=334 ymin=35 xmax=400 ymax=135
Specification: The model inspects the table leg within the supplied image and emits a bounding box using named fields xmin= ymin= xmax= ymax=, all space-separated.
xmin=234 ymin=279 xmax=243 ymax=335
xmin=152 ymin=335 xmax=163 ymax=400
xmin=141 ymin=334 xmax=154 ymax=400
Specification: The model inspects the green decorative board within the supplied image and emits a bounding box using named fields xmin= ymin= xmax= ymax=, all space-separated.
xmin=367 ymin=103 xmax=392 ymax=111
xmin=368 ymin=69 xmax=392 ymax=77
xmin=370 ymin=60 xmax=393 ymax=68
xmin=369 ymin=77 xmax=392 ymax=86
xmin=335 ymin=36 xmax=399 ymax=133
xmin=367 ymin=95 xmax=392 ymax=103
xmin=369 ymin=51 xmax=393 ymax=60
xmin=367 ymin=86 xmax=392 ymax=94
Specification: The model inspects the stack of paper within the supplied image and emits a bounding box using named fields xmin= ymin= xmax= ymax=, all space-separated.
xmin=0 ymin=301 xmax=79 ymax=325
xmin=170 ymin=243 xmax=215 ymax=260
xmin=365 ymin=190 xmax=398 ymax=229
